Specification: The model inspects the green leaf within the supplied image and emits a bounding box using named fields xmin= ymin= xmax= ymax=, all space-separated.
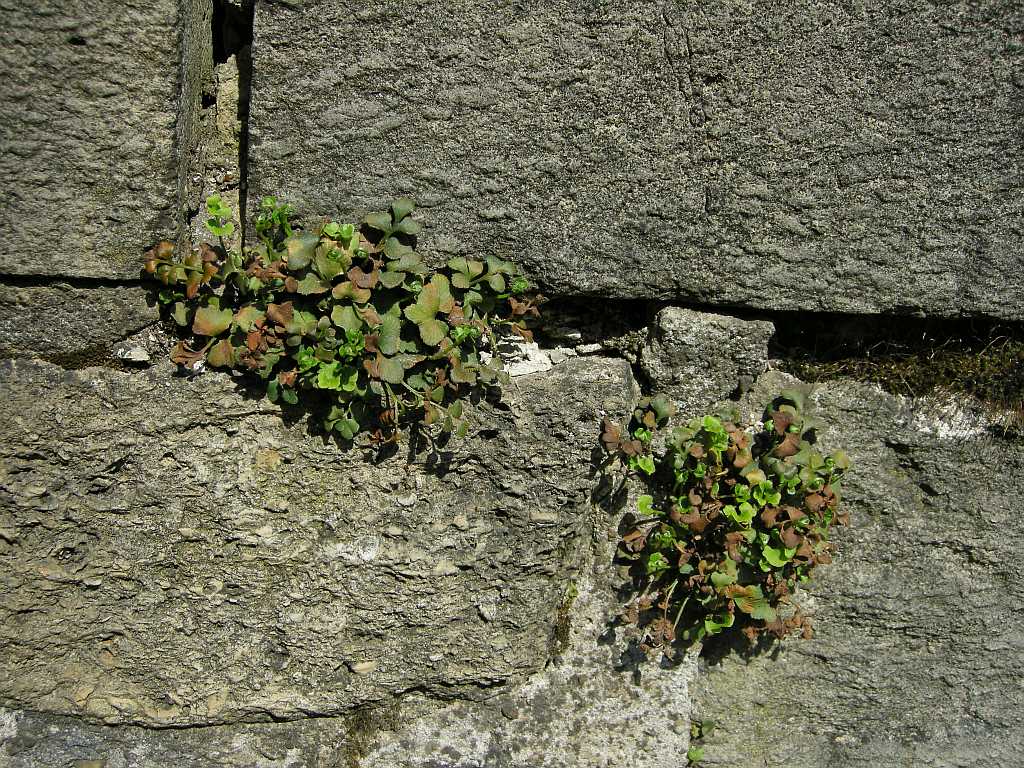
xmin=646 ymin=552 xmax=669 ymax=575
xmin=172 ymin=301 xmax=189 ymax=326
xmin=761 ymin=545 xmax=792 ymax=568
xmin=485 ymin=255 xmax=516 ymax=275
xmin=284 ymin=309 xmax=317 ymax=336
xmin=394 ymin=217 xmax=421 ymax=235
xmin=391 ymin=197 xmax=416 ymax=222
xmin=383 ymin=237 xmax=413 ymax=260
xmin=193 ymin=305 xmax=233 ymax=337
xmin=334 ymin=417 xmax=360 ymax=440
xmin=486 ymin=273 xmax=506 ymax=293
xmin=207 ymin=219 xmax=234 ymax=237
xmin=378 ymin=314 xmax=401 ymax=355
xmin=418 ymin=318 xmax=448 ymax=346
xmin=233 ymin=306 xmax=265 ymax=332
xmin=332 ymin=280 xmax=372 ymax=304
xmin=331 ymin=305 xmax=362 ymax=332
xmin=379 ymin=271 xmax=406 ymax=289
xmin=316 ymin=362 xmax=358 ymax=391
xmin=637 ymin=494 xmax=659 ymax=516
xmin=704 ymin=612 xmax=734 ymax=634
xmin=387 ymin=251 xmax=428 ymax=276
xmin=295 ymin=272 xmax=330 ymax=295
xmin=378 ymin=356 xmax=405 ymax=384
xmin=206 ymin=339 xmax=235 ymax=368
xmin=284 ymin=233 xmax=319 ymax=270
xmin=364 ymin=211 xmax=392 ymax=232
xmin=635 ymin=454 xmax=655 ymax=475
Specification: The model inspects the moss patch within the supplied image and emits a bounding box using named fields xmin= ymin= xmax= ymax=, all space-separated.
xmin=342 ymin=702 xmax=401 ymax=768
xmin=772 ymin=315 xmax=1024 ymax=435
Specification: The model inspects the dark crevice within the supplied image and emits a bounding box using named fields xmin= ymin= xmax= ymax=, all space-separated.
xmin=237 ymin=28 xmax=252 ymax=242
xmin=534 ymin=296 xmax=1024 ymax=428
xmin=212 ymin=0 xmax=253 ymax=65
xmin=210 ymin=0 xmax=254 ymax=238
xmin=769 ymin=310 xmax=1024 ymax=421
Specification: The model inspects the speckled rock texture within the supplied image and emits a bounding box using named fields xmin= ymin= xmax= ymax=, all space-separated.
xmin=640 ymin=306 xmax=774 ymax=416
xmin=0 ymin=356 xmax=634 ymax=728
xmin=248 ymin=0 xmax=1024 ymax=319
xmin=0 ymin=573 xmax=701 ymax=768
xmin=0 ymin=283 xmax=158 ymax=359
xmin=690 ymin=371 xmax=1024 ymax=768
xmin=0 ymin=0 xmax=210 ymax=279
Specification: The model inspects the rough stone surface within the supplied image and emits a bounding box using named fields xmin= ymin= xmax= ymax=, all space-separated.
xmin=0 ymin=707 xmax=352 ymax=768
xmin=249 ymin=0 xmax=1024 ymax=319
xmin=0 ymin=356 xmax=634 ymax=728
xmin=640 ymin=306 xmax=774 ymax=416
xmin=0 ymin=574 xmax=700 ymax=768
xmin=0 ymin=283 xmax=158 ymax=359
xmin=0 ymin=485 xmax=705 ymax=768
xmin=690 ymin=371 xmax=1024 ymax=768
xmin=0 ymin=0 xmax=209 ymax=279
xmin=359 ymin=547 xmax=700 ymax=768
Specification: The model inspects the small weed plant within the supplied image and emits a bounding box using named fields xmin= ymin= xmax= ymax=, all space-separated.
xmin=602 ymin=389 xmax=850 ymax=656
xmin=144 ymin=195 xmax=540 ymax=444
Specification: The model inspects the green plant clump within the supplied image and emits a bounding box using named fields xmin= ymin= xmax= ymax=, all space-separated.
xmin=144 ymin=195 xmax=540 ymax=444
xmin=602 ymin=389 xmax=850 ymax=655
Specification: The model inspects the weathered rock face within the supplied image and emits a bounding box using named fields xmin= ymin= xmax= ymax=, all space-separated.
xmin=248 ymin=0 xmax=1023 ymax=319
xmin=0 ymin=283 xmax=158 ymax=359
xmin=640 ymin=306 xmax=774 ymax=416
xmin=690 ymin=372 xmax=1024 ymax=768
xmin=0 ymin=356 xmax=635 ymax=728
xmin=0 ymin=0 xmax=209 ymax=279
xmin=0 ymin=707 xmax=351 ymax=768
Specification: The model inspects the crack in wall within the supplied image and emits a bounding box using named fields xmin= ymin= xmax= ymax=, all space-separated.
xmin=211 ymin=0 xmax=255 ymax=240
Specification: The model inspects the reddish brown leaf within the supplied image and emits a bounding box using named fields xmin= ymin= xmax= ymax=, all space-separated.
xmin=770 ymin=410 xmax=794 ymax=435
xmin=772 ymin=432 xmax=801 ymax=458
xmin=170 ymin=341 xmax=204 ymax=366
xmin=733 ymin=449 xmax=752 ymax=469
xmin=780 ymin=526 xmax=802 ymax=549
xmin=805 ymin=492 xmax=826 ymax=514
xmin=266 ymin=302 xmax=294 ymax=328
xmin=679 ymin=511 xmax=708 ymax=533
xmin=510 ymin=322 xmax=534 ymax=342
xmin=725 ymin=531 xmax=745 ymax=561
xmin=347 ymin=265 xmax=379 ymax=289
xmin=621 ymin=528 xmax=649 ymax=553
xmin=358 ymin=305 xmax=382 ymax=327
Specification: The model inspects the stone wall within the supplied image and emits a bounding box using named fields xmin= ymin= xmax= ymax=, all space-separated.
xmin=249 ymin=0 xmax=1024 ymax=319
xmin=1 ymin=1 xmax=1022 ymax=767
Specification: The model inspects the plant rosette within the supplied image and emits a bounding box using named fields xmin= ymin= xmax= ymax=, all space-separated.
xmin=144 ymin=195 xmax=542 ymax=445
xmin=604 ymin=388 xmax=850 ymax=657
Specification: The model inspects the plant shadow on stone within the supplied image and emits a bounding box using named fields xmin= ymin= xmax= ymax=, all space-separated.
xmin=600 ymin=388 xmax=850 ymax=667
xmin=142 ymin=195 xmax=541 ymax=463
